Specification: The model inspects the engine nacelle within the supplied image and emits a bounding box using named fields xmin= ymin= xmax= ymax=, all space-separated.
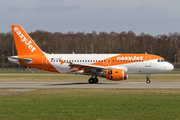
xmin=104 ymin=69 xmax=128 ymax=81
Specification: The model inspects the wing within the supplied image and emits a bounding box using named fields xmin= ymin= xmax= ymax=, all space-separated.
xmin=59 ymin=59 xmax=128 ymax=75
xmin=59 ymin=59 xmax=105 ymax=74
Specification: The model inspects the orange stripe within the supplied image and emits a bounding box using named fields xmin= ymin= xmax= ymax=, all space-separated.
xmin=79 ymin=66 xmax=91 ymax=70
xmin=92 ymin=54 xmax=163 ymax=66
xmin=59 ymin=59 xmax=65 ymax=65
xmin=67 ymin=66 xmax=91 ymax=74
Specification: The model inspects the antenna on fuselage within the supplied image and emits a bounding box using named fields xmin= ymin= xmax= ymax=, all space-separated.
xmin=72 ymin=52 xmax=75 ymax=54
xmin=145 ymin=52 xmax=147 ymax=54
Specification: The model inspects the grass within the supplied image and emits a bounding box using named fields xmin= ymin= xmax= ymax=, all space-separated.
xmin=0 ymin=70 xmax=179 ymax=119
xmin=0 ymin=89 xmax=180 ymax=120
xmin=163 ymin=70 xmax=180 ymax=74
xmin=0 ymin=70 xmax=55 ymax=74
xmin=0 ymin=73 xmax=179 ymax=82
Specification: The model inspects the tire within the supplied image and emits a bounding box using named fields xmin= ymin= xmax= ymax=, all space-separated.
xmin=94 ymin=78 xmax=99 ymax=83
xmin=89 ymin=78 xmax=94 ymax=84
xmin=146 ymin=80 xmax=151 ymax=84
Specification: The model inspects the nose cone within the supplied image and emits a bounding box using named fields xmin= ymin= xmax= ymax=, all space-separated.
xmin=167 ymin=62 xmax=174 ymax=71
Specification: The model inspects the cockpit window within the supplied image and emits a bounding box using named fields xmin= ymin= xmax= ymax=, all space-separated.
xmin=157 ymin=59 xmax=166 ymax=62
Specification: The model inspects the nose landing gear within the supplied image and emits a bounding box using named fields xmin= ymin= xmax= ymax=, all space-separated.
xmin=146 ymin=74 xmax=151 ymax=84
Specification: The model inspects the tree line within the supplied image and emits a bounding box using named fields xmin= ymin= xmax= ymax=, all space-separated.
xmin=0 ymin=30 xmax=180 ymax=68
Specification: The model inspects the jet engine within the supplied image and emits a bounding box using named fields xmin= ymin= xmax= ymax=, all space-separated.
xmin=104 ymin=69 xmax=128 ymax=81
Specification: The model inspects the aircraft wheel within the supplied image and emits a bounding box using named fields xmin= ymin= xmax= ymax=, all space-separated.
xmin=94 ymin=78 xmax=99 ymax=83
xmin=146 ymin=79 xmax=151 ymax=84
xmin=89 ymin=78 xmax=94 ymax=84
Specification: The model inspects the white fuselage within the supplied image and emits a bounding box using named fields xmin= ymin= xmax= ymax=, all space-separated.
xmin=43 ymin=53 xmax=174 ymax=74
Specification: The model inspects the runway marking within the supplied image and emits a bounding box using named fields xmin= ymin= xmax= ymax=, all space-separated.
xmin=0 ymin=82 xmax=180 ymax=89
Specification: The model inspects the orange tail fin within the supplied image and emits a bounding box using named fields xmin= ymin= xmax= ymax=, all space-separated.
xmin=11 ymin=25 xmax=43 ymax=56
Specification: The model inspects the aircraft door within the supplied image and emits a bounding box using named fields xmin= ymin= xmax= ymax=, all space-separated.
xmin=42 ymin=56 xmax=47 ymax=67
xmin=145 ymin=56 xmax=151 ymax=67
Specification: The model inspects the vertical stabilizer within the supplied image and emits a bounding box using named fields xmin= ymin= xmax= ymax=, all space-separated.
xmin=11 ymin=25 xmax=43 ymax=56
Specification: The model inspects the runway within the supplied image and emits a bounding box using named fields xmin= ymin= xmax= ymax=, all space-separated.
xmin=0 ymin=81 xmax=180 ymax=89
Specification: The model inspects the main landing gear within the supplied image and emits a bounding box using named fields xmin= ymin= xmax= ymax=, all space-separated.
xmin=146 ymin=74 xmax=151 ymax=84
xmin=89 ymin=76 xmax=99 ymax=84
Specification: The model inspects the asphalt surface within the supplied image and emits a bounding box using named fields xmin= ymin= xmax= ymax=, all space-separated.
xmin=0 ymin=81 xmax=180 ymax=89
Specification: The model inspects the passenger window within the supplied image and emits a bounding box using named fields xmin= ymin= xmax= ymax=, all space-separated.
xmin=112 ymin=60 xmax=114 ymax=62
xmin=115 ymin=60 xmax=117 ymax=62
xmin=104 ymin=60 xmax=106 ymax=62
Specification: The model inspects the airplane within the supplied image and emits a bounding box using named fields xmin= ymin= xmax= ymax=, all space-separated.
xmin=8 ymin=25 xmax=174 ymax=84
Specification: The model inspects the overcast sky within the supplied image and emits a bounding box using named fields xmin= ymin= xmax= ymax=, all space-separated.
xmin=0 ymin=0 xmax=180 ymax=36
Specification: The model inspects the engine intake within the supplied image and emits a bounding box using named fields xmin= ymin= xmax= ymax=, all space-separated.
xmin=104 ymin=69 xmax=128 ymax=81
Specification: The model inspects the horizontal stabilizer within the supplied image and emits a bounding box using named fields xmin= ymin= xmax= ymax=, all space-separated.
xmin=7 ymin=56 xmax=32 ymax=64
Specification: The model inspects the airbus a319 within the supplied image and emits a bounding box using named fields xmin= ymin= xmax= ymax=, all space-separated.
xmin=8 ymin=25 xmax=174 ymax=84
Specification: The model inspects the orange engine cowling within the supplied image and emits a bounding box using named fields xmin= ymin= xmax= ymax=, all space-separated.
xmin=104 ymin=69 xmax=128 ymax=81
